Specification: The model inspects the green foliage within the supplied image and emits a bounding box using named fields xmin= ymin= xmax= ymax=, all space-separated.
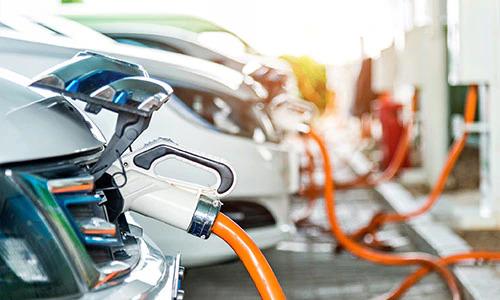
xmin=281 ymin=55 xmax=333 ymax=113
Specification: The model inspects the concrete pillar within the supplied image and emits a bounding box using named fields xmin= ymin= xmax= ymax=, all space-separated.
xmin=394 ymin=0 xmax=449 ymax=185
xmin=419 ymin=23 xmax=449 ymax=184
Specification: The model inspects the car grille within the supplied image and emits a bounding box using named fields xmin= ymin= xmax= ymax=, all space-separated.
xmin=22 ymin=159 xmax=137 ymax=267
xmin=58 ymin=193 xmax=119 ymax=241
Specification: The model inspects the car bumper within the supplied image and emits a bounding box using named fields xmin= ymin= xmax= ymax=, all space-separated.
xmin=82 ymin=215 xmax=183 ymax=299
xmin=131 ymin=211 xmax=293 ymax=267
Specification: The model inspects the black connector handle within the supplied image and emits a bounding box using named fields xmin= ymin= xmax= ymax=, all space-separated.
xmin=133 ymin=144 xmax=235 ymax=195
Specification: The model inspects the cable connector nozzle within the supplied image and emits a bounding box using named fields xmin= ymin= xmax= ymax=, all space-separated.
xmin=187 ymin=195 xmax=221 ymax=239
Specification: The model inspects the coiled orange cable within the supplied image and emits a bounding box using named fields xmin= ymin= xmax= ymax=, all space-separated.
xmin=347 ymin=85 xmax=478 ymax=249
xmin=300 ymin=93 xmax=416 ymax=246
xmin=307 ymin=130 xmax=461 ymax=299
xmin=212 ymin=213 xmax=286 ymax=300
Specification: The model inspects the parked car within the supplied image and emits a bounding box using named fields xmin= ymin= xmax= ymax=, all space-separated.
xmin=0 ymin=29 xmax=297 ymax=266
xmin=97 ymin=23 xmax=292 ymax=97
xmin=71 ymin=17 xmax=297 ymax=99
xmin=0 ymin=68 xmax=183 ymax=299
xmin=8 ymin=15 xmax=315 ymax=138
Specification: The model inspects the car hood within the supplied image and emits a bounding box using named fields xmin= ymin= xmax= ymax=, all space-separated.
xmin=0 ymin=72 xmax=104 ymax=165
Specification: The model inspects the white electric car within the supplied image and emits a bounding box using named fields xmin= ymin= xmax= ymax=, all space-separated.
xmin=91 ymin=23 xmax=294 ymax=96
xmin=0 ymin=29 xmax=298 ymax=266
xmin=11 ymin=15 xmax=313 ymax=129
xmin=43 ymin=13 xmax=296 ymax=95
xmin=3 ymin=15 xmax=316 ymax=144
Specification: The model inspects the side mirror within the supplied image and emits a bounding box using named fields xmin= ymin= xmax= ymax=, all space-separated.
xmin=269 ymin=94 xmax=318 ymax=132
xmin=31 ymin=51 xmax=173 ymax=179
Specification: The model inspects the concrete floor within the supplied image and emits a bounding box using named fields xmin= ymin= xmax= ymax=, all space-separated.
xmin=183 ymin=189 xmax=450 ymax=300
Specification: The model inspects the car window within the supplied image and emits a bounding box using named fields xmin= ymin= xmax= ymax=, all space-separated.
xmin=168 ymin=95 xmax=220 ymax=131
xmin=0 ymin=176 xmax=80 ymax=299
xmin=173 ymin=86 xmax=267 ymax=141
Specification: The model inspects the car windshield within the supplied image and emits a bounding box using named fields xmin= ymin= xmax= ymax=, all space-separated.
xmin=0 ymin=175 xmax=80 ymax=299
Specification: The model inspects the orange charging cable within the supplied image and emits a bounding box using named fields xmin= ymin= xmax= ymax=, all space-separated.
xmin=386 ymin=251 xmax=500 ymax=299
xmin=307 ymin=130 xmax=461 ymax=299
xmin=295 ymin=135 xmax=320 ymax=224
xmin=298 ymin=93 xmax=415 ymax=238
xmin=346 ymin=85 xmax=478 ymax=250
xmin=212 ymin=213 xmax=286 ymax=300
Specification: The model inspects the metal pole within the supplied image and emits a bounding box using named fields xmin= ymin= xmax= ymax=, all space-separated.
xmin=478 ymin=84 xmax=492 ymax=217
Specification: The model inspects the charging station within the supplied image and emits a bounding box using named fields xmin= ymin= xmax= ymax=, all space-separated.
xmin=447 ymin=0 xmax=500 ymax=228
